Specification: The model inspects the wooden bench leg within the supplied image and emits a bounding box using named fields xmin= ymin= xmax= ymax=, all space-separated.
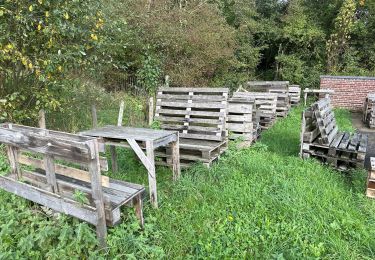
xmin=171 ymin=138 xmax=181 ymax=181
xmin=146 ymin=141 xmax=158 ymax=208
xmin=133 ymin=194 xmax=144 ymax=228
xmin=110 ymin=146 xmax=118 ymax=173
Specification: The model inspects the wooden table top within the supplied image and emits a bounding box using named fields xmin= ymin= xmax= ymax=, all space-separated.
xmin=80 ymin=125 xmax=178 ymax=144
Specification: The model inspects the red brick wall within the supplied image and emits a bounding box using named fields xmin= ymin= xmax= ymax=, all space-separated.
xmin=320 ymin=76 xmax=375 ymax=110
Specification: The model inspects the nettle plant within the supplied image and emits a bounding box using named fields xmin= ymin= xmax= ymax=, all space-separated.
xmin=0 ymin=0 xmax=106 ymax=122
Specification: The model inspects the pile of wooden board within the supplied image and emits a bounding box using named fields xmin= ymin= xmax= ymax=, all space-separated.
xmin=363 ymin=93 xmax=375 ymax=128
xmin=246 ymin=81 xmax=291 ymax=117
xmin=366 ymin=157 xmax=375 ymax=198
xmin=233 ymin=92 xmax=277 ymax=130
xmin=289 ymin=85 xmax=301 ymax=106
xmin=300 ymin=98 xmax=367 ymax=171
xmin=154 ymin=87 xmax=229 ymax=167
xmin=227 ymin=96 xmax=260 ymax=143
xmin=0 ymin=123 xmax=145 ymax=247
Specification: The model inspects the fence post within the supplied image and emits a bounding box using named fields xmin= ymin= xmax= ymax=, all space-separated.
xmin=91 ymin=104 xmax=98 ymax=128
xmin=148 ymin=97 xmax=154 ymax=126
xmin=117 ymin=101 xmax=125 ymax=126
xmin=165 ymin=75 xmax=170 ymax=88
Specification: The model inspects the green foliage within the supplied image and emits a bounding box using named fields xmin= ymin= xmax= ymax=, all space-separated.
xmin=72 ymin=190 xmax=89 ymax=206
xmin=1 ymin=105 xmax=375 ymax=258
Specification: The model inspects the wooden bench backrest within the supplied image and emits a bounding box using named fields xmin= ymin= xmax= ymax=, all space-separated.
xmin=155 ymin=87 xmax=229 ymax=141
xmin=312 ymin=98 xmax=338 ymax=144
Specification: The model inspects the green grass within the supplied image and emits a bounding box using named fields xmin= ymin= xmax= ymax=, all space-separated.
xmin=1 ymin=106 xmax=375 ymax=258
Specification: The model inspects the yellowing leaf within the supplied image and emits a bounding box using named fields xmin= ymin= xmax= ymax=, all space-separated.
xmin=38 ymin=0 xmax=43 ymax=4
xmin=90 ymin=34 xmax=98 ymax=41
xmin=64 ymin=12 xmax=69 ymax=20
xmin=28 ymin=63 xmax=33 ymax=69
xmin=37 ymin=24 xmax=42 ymax=31
xmin=45 ymin=11 xmax=49 ymax=18
xmin=29 ymin=5 xmax=33 ymax=12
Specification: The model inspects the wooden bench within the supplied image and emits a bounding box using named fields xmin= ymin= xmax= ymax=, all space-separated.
xmin=246 ymin=81 xmax=291 ymax=117
xmin=363 ymin=93 xmax=375 ymax=128
xmin=289 ymin=85 xmax=301 ymax=106
xmin=300 ymin=99 xmax=367 ymax=171
xmin=154 ymin=87 xmax=229 ymax=167
xmin=233 ymin=92 xmax=277 ymax=130
xmin=366 ymin=157 xmax=375 ymax=198
xmin=0 ymin=123 xmax=145 ymax=247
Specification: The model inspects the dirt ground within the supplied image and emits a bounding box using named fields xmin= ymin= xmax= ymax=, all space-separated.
xmin=351 ymin=112 xmax=375 ymax=170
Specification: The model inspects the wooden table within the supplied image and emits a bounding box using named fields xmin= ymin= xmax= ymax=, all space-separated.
xmin=80 ymin=125 xmax=180 ymax=208
xmin=303 ymin=88 xmax=335 ymax=106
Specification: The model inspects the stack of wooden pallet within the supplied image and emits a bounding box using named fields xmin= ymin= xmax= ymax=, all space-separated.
xmin=289 ymin=85 xmax=301 ymax=106
xmin=366 ymin=157 xmax=375 ymax=198
xmin=300 ymin=98 xmax=368 ymax=171
xmin=247 ymin=81 xmax=291 ymax=117
xmin=363 ymin=93 xmax=375 ymax=128
xmin=154 ymin=87 xmax=229 ymax=167
xmin=233 ymin=92 xmax=277 ymax=130
xmin=227 ymin=96 xmax=260 ymax=143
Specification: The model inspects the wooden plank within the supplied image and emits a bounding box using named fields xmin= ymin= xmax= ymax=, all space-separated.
xmin=6 ymin=145 xmax=21 ymax=180
xmin=157 ymin=94 xmax=227 ymax=102
xmin=117 ymin=101 xmax=125 ymax=126
xmin=18 ymin=155 xmax=110 ymax=187
xmin=338 ymin=132 xmax=351 ymax=149
xmin=171 ymin=136 xmax=181 ymax=181
xmin=91 ymin=105 xmax=98 ymax=128
xmin=158 ymin=87 xmax=229 ymax=93
xmin=0 ymin=175 xmax=98 ymax=225
xmin=0 ymin=128 xmax=92 ymax=163
xmin=87 ymin=140 xmax=107 ymax=248
xmin=146 ymin=141 xmax=157 ymax=208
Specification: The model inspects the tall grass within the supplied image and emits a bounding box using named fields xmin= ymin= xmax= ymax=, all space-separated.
xmin=0 ymin=105 xmax=375 ymax=258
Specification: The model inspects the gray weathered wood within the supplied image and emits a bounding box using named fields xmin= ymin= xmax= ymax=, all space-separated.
xmin=92 ymin=105 xmax=98 ymax=128
xmin=146 ymin=141 xmax=157 ymax=208
xmin=117 ymin=101 xmax=125 ymax=127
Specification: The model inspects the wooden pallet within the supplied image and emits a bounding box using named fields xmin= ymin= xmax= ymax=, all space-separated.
xmin=300 ymin=99 xmax=367 ymax=171
xmin=155 ymin=87 xmax=229 ymax=167
xmin=289 ymin=85 xmax=301 ymax=106
xmin=0 ymin=123 xmax=145 ymax=247
xmin=233 ymin=92 xmax=277 ymax=130
xmin=247 ymin=81 xmax=291 ymax=117
xmin=227 ymin=96 xmax=255 ymax=142
xmin=363 ymin=93 xmax=375 ymax=128
xmin=366 ymin=157 xmax=375 ymax=198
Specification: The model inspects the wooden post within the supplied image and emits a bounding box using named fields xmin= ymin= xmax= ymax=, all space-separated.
xmin=6 ymin=146 xmax=21 ymax=180
xmin=110 ymin=146 xmax=118 ymax=173
xmin=171 ymin=134 xmax=181 ymax=181
xmin=148 ymin=97 xmax=154 ymax=126
xmin=38 ymin=109 xmax=58 ymax=193
xmin=165 ymin=75 xmax=170 ymax=88
xmin=146 ymin=141 xmax=157 ymax=208
xmin=117 ymin=101 xmax=125 ymax=127
xmin=38 ymin=109 xmax=46 ymax=129
xmin=87 ymin=140 xmax=107 ymax=248
xmin=91 ymin=105 xmax=98 ymax=128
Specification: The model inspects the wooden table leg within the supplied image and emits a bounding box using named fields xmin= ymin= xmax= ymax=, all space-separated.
xmin=110 ymin=146 xmax=118 ymax=173
xmin=171 ymin=137 xmax=181 ymax=181
xmin=146 ymin=141 xmax=157 ymax=208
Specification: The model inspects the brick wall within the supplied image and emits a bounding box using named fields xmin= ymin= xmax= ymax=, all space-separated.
xmin=320 ymin=75 xmax=375 ymax=110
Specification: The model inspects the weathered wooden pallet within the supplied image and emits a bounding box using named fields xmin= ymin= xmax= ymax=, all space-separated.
xmin=246 ymin=81 xmax=291 ymax=117
xmin=156 ymin=139 xmax=228 ymax=168
xmin=0 ymin=123 xmax=145 ymax=247
xmin=289 ymin=85 xmax=301 ymax=106
xmin=227 ymin=97 xmax=254 ymax=142
xmin=155 ymin=87 xmax=229 ymax=167
xmin=363 ymin=93 xmax=375 ymax=128
xmin=366 ymin=157 xmax=375 ymax=198
xmin=233 ymin=92 xmax=277 ymax=129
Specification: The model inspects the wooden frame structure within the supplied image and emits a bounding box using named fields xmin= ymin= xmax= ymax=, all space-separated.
xmin=303 ymin=88 xmax=334 ymax=106
xmin=0 ymin=123 xmax=145 ymax=247
xmin=233 ymin=92 xmax=277 ymax=130
xmin=289 ymin=85 xmax=301 ymax=106
xmin=300 ymin=99 xmax=367 ymax=171
xmin=227 ymin=96 xmax=255 ymax=142
xmin=363 ymin=93 xmax=375 ymax=128
xmin=154 ymin=87 xmax=229 ymax=167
